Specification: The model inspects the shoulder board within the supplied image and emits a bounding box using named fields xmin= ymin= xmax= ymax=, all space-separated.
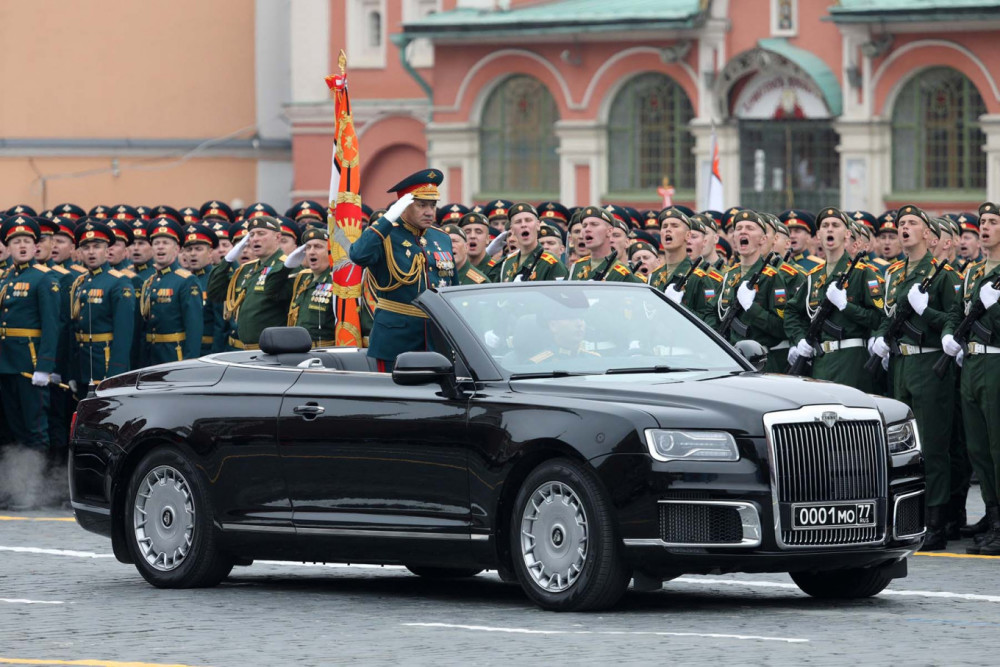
xmin=51 ymin=264 xmax=70 ymax=274
xmin=71 ymin=264 xmax=86 ymax=272
xmin=121 ymin=269 xmax=136 ymax=277
xmin=278 ymin=254 xmax=288 ymax=262
xmin=425 ymin=226 xmax=448 ymax=236
xmin=539 ymin=252 xmax=557 ymax=265
xmin=175 ymin=268 xmax=193 ymax=278
xmin=467 ymin=269 xmax=487 ymax=284
xmin=888 ymin=260 xmax=906 ymax=273
xmin=762 ymin=265 xmax=778 ymax=277
xmin=503 ymin=251 xmax=519 ymax=262
xmin=574 ymin=255 xmax=591 ymax=265
xmin=108 ymin=269 xmax=124 ymax=278
xmin=693 ymin=267 xmax=707 ymax=278
xmin=871 ymin=257 xmax=890 ymax=267
xmin=637 ymin=274 xmax=648 ymax=283
xmin=33 ymin=264 xmax=51 ymax=273
xmin=292 ymin=270 xmax=309 ymax=291
xmin=942 ymin=263 xmax=955 ymax=272
xmin=707 ymin=268 xmax=724 ymax=282
xmin=612 ymin=264 xmax=630 ymax=276
xmin=487 ymin=259 xmax=496 ymax=267
xmin=529 ymin=350 xmax=554 ymax=364
xmin=806 ymin=254 xmax=824 ymax=263
xmin=806 ymin=262 xmax=826 ymax=275
xmin=779 ymin=263 xmax=798 ymax=276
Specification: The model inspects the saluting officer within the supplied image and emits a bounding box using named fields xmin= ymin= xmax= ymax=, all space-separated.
xmin=497 ymin=203 xmax=568 ymax=282
xmin=349 ymin=169 xmax=457 ymax=370
xmin=139 ymin=218 xmax=203 ymax=365
xmin=0 ymin=216 xmax=61 ymax=451
xmin=181 ymin=223 xmax=222 ymax=356
xmin=649 ymin=207 xmax=721 ymax=326
xmin=569 ymin=207 xmax=640 ymax=282
xmin=285 ymin=227 xmax=337 ymax=345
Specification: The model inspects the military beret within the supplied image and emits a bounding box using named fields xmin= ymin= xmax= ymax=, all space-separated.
xmin=701 ymin=210 xmax=723 ymax=231
xmin=978 ymin=202 xmax=999 ymax=220
xmin=53 ymin=203 xmax=86 ymax=220
xmin=957 ymin=211 xmax=981 ymax=234
xmin=35 ymin=216 xmax=59 ymax=237
xmin=298 ymin=226 xmax=329 ymax=244
xmin=52 ymin=215 xmax=77 ymax=240
xmin=778 ymin=209 xmax=816 ymax=235
xmin=538 ymin=201 xmax=570 ymax=224
xmin=150 ymin=205 xmax=183 ymax=223
xmin=628 ymin=240 xmax=657 ymax=259
xmin=818 ymin=207 xmax=850 ymax=226
xmin=230 ymin=220 xmax=250 ymax=242
xmin=148 ymin=217 xmax=184 ymax=243
xmin=850 ymin=210 xmax=877 ymax=230
xmin=657 ymin=206 xmax=692 ymax=228
xmin=687 ymin=213 xmax=709 ymax=234
xmin=926 ymin=217 xmax=942 ymax=238
xmin=246 ymin=215 xmax=281 ymax=233
xmin=437 ymin=203 xmax=469 ymax=225
xmin=722 ymin=206 xmax=745 ymax=232
xmin=104 ymin=219 xmax=134 ymax=245
xmin=286 ymin=200 xmax=326 ymax=222
xmin=853 ymin=222 xmax=873 ymax=241
xmin=361 ymin=203 xmax=374 ymax=222
xmin=7 ymin=204 xmax=38 ymax=218
xmin=567 ymin=208 xmax=585 ymax=231
xmin=181 ymin=223 xmax=218 ymax=248
xmin=110 ymin=204 xmax=140 ymax=223
xmin=774 ymin=219 xmax=790 ymax=237
xmin=484 ymin=199 xmax=513 ymax=221
xmin=672 ymin=205 xmax=695 ymax=218
xmin=244 ymin=202 xmax=278 ymax=221
xmin=88 ymin=205 xmax=111 ymax=219
xmin=931 ymin=217 xmax=952 ymax=238
xmin=538 ymin=222 xmax=566 ymax=244
xmin=388 ymin=168 xmax=443 ymax=201
xmin=74 ymin=218 xmax=114 ymax=245
xmin=896 ymin=204 xmax=930 ymax=226
xmin=2 ymin=215 xmax=40 ymax=242
xmin=276 ymin=215 xmax=300 ymax=238
xmin=578 ymin=205 xmax=615 ymax=228
xmin=129 ymin=218 xmax=150 ymax=241
xmin=760 ymin=212 xmax=780 ymax=234
xmin=733 ymin=209 xmax=766 ymax=232
xmin=200 ymin=200 xmax=234 ymax=223
xmin=441 ymin=223 xmax=465 ymax=240
xmin=509 ymin=202 xmax=538 ymax=219
xmin=458 ymin=211 xmax=490 ymax=229
xmin=943 ymin=217 xmax=962 ymax=237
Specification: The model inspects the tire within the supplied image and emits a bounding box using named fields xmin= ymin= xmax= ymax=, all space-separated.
xmin=510 ymin=458 xmax=631 ymax=611
xmin=124 ymin=447 xmax=233 ymax=588
xmin=790 ymin=566 xmax=893 ymax=599
xmin=405 ymin=566 xmax=483 ymax=579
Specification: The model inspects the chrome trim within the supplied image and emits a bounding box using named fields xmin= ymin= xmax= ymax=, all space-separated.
xmin=892 ymin=489 xmax=927 ymax=541
xmin=470 ymin=533 xmax=490 ymax=541
xmin=623 ymin=500 xmax=761 ymax=548
xmin=221 ymin=523 xmax=295 ymax=534
xmin=71 ymin=501 xmax=111 ymax=516
xmin=296 ymin=527 xmax=473 ymax=540
xmin=763 ymin=405 xmax=888 ymax=550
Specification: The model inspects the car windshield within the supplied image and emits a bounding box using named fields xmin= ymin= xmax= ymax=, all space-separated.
xmin=440 ymin=283 xmax=742 ymax=377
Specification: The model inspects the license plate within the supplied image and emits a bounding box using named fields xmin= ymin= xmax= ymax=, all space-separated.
xmin=791 ymin=502 xmax=875 ymax=529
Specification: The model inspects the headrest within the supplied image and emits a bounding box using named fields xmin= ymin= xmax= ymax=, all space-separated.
xmin=259 ymin=327 xmax=313 ymax=355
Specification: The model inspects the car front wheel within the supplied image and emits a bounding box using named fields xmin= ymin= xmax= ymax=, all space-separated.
xmin=790 ymin=566 xmax=893 ymax=599
xmin=511 ymin=458 xmax=631 ymax=611
xmin=124 ymin=447 xmax=233 ymax=588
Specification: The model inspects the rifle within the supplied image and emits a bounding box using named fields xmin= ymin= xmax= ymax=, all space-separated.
xmin=590 ymin=250 xmax=619 ymax=282
xmin=668 ymin=257 xmax=704 ymax=290
xmin=718 ymin=252 xmax=780 ymax=337
xmin=787 ymin=252 xmax=864 ymax=376
xmin=513 ymin=248 xmax=544 ymax=282
xmin=864 ymin=259 xmax=948 ymax=373
xmin=932 ymin=271 xmax=1000 ymax=378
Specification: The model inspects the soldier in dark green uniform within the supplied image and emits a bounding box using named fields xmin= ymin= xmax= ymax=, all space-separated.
xmin=199 ymin=200 xmax=235 ymax=266
xmin=569 ymin=207 xmax=640 ymax=282
xmin=71 ymin=220 xmax=135 ymax=387
xmin=785 ymin=208 xmax=885 ymax=391
xmin=460 ymin=208 xmax=498 ymax=279
xmin=717 ymin=210 xmax=790 ymax=372
xmin=0 ymin=216 xmax=60 ymax=451
xmin=286 ymin=227 xmax=337 ymax=345
xmin=876 ymin=211 xmax=905 ymax=264
xmin=139 ymin=219 xmax=203 ymax=365
xmin=104 ymin=218 xmax=136 ymax=277
xmin=128 ymin=217 xmax=156 ymax=288
xmin=942 ymin=201 xmax=1000 ymax=553
xmin=648 ymin=208 xmax=720 ymax=326
xmin=870 ymin=205 xmax=960 ymax=550
xmin=778 ymin=209 xmax=823 ymax=275
xmin=498 ymin=203 xmax=568 ymax=282
xmin=349 ymin=169 xmax=458 ymax=370
xmin=443 ymin=222 xmax=489 ymax=285
xmin=209 ymin=222 xmax=251 ymax=351
xmin=181 ymin=223 xmax=222 ymax=356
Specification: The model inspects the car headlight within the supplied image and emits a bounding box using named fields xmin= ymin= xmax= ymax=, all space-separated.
xmin=887 ymin=419 xmax=921 ymax=454
xmin=644 ymin=429 xmax=739 ymax=462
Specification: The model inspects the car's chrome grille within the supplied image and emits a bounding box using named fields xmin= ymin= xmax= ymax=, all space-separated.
xmin=767 ymin=413 xmax=887 ymax=548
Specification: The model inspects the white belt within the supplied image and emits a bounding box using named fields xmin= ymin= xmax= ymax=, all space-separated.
xmin=819 ymin=338 xmax=865 ymax=353
xmin=967 ymin=342 xmax=1000 ymax=355
xmin=898 ymin=343 xmax=940 ymax=356
xmin=769 ymin=341 xmax=790 ymax=351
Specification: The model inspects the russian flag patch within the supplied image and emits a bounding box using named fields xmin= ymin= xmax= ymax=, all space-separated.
xmin=704 ymin=289 xmax=716 ymax=299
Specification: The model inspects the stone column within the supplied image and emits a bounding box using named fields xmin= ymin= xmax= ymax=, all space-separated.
xmin=980 ymin=114 xmax=1000 ymax=202
xmin=554 ymin=121 xmax=606 ymax=206
xmin=424 ymin=122 xmax=478 ymax=205
xmin=833 ymin=118 xmax=892 ymax=212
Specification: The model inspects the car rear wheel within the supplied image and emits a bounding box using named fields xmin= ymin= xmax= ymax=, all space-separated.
xmin=790 ymin=566 xmax=893 ymax=599
xmin=125 ymin=447 xmax=233 ymax=588
xmin=405 ymin=566 xmax=483 ymax=579
xmin=511 ymin=458 xmax=631 ymax=611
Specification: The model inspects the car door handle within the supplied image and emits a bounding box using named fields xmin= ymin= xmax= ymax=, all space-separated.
xmin=293 ymin=404 xmax=325 ymax=418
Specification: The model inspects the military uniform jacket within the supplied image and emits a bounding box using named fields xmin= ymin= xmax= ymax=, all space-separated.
xmin=0 ymin=260 xmax=60 ymax=374
xmin=288 ymin=267 xmax=337 ymax=344
xmin=190 ymin=267 xmax=222 ymax=356
xmin=875 ymin=254 xmax=959 ymax=346
xmin=140 ymin=261 xmax=204 ymax=362
xmin=945 ymin=259 xmax=1000 ymax=345
xmin=207 ymin=249 xmax=293 ymax=346
xmin=349 ymin=215 xmax=457 ymax=361
xmin=717 ymin=257 xmax=789 ymax=346
xmin=457 ymin=261 xmax=490 ymax=285
xmin=206 ymin=260 xmax=242 ymax=349
xmin=785 ymin=253 xmax=886 ymax=345
xmin=50 ymin=259 xmax=86 ymax=377
xmin=71 ymin=263 xmax=135 ymax=382
xmin=648 ymin=257 xmax=723 ymax=328
xmin=131 ymin=262 xmax=156 ymax=290
xmin=499 ymin=245 xmax=568 ymax=282
xmin=472 ymin=256 xmax=500 ymax=282
xmin=569 ymin=255 xmax=641 ymax=282
xmin=791 ymin=251 xmax=825 ymax=275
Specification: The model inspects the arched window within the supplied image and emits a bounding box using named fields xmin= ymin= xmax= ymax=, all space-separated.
xmin=892 ymin=67 xmax=986 ymax=192
xmin=479 ymin=75 xmax=560 ymax=196
xmin=368 ymin=11 xmax=382 ymax=48
xmin=608 ymin=72 xmax=695 ymax=193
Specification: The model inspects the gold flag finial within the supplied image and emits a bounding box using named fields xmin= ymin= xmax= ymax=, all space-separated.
xmin=338 ymin=49 xmax=347 ymax=76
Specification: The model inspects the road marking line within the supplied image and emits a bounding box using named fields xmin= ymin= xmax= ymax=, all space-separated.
xmin=0 ymin=546 xmax=113 ymax=559
xmin=0 ymin=516 xmax=75 ymax=522
xmin=0 ymin=599 xmax=64 ymax=605
xmin=915 ymin=551 xmax=1000 ymax=560
xmin=403 ymin=622 xmax=808 ymax=643
xmin=672 ymin=577 xmax=1000 ymax=602
xmin=0 ymin=659 xmax=204 ymax=667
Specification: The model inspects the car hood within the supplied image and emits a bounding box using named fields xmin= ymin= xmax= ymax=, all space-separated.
xmin=509 ymin=371 xmax=882 ymax=436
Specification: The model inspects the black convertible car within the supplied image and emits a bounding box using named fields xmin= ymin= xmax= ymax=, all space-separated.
xmin=70 ymin=281 xmax=925 ymax=611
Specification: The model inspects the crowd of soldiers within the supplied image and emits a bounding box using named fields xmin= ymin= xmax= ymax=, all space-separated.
xmin=1 ymin=168 xmax=998 ymax=557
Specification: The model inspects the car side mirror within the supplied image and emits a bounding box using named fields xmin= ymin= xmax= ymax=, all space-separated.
xmin=734 ymin=340 xmax=768 ymax=371
xmin=392 ymin=351 xmax=455 ymax=386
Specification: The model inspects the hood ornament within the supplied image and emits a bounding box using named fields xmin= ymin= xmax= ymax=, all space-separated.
xmin=818 ymin=411 xmax=839 ymax=428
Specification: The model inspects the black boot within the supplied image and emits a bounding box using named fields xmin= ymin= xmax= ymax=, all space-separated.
xmin=946 ymin=495 xmax=967 ymax=541
xmin=922 ymin=505 xmax=948 ymax=551
xmin=961 ymin=513 xmax=990 ymax=538
xmin=972 ymin=506 xmax=1000 ymax=556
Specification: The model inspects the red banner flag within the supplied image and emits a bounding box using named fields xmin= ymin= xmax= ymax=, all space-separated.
xmin=325 ymin=50 xmax=364 ymax=347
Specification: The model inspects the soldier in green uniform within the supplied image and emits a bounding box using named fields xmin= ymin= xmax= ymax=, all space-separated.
xmin=286 ymin=227 xmax=337 ymax=346
xmin=498 ymin=203 xmax=568 ymax=282
xmin=460 ymin=208 xmax=498 ymax=279
xmin=443 ymin=222 xmax=489 ymax=285
xmin=778 ymin=209 xmax=824 ymax=275
xmin=957 ymin=212 xmax=983 ymax=263
xmin=349 ymin=169 xmax=458 ymax=370
xmin=537 ymin=221 xmax=567 ymax=265
xmin=876 ymin=211 xmax=905 ymax=264
xmin=103 ymin=219 xmax=136 ymax=279
xmin=71 ymin=219 xmax=135 ymax=387
xmin=209 ymin=222 xmax=251 ymax=351
xmin=199 ymin=201 xmax=235 ymax=265
xmin=717 ymin=210 xmax=790 ymax=372
xmin=870 ymin=205 xmax=960 ymax=550
xmin=569 ymin=207 xmax=640 ymax=282
xmin=207 ymin=211 xmax=295 ymax=350
xmin=139 ymin=219 xmax=204 ymax=365
xmin=127 ymin=218 xmax=156 ymax=287
xmin=785 ymin=208 xmax=886 ymax=391
xmin=0 ymin=216 xmax=60 ymax=452
xmin=180 ymin=223 xmax=222 ymax=356
xmin=627 ymin=238 xmax=659 ymax=281
xmin=648 ymin=208 xmax=720 ymax=326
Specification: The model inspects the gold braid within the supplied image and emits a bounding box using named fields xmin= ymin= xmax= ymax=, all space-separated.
xmin=287 ymin=271 xmax=312 ymax=326
xmin=366 ymin=233 xmax=426 ymax=293
xmin=224 ymin=263 xmax=250 ymax=320
xmin=69 ymin=272 xmax=87 ymax=320
xmin=139 ymin=273 xmax=155 ymax=319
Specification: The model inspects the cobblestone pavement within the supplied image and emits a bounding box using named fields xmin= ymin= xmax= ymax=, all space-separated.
xmin=0 ymin=491 xmax=994 ymax=667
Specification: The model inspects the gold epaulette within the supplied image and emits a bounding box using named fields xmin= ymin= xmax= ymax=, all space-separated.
xmin=120 ymin=269 xmax=136 ymax=278
xmin=176 ymin=268 xmax=193 ymax=278
xmin=33 ymin=264 xmax=51 ymax=273
xmin=574 ymin=255 xmax=591 ymax=264
xmin=693 ymin=267 xmax=707 ymax=278
xmin=888 ymin=260 xmax=906 ymax=273
xmin=529 ymin=350 xmax=554 ymax=364
xmin=707 ymin=268 xmax=724 ymax=282
xmin=807 ymin=262 xmax=826 ymax=275
xmin=762 ymin=265 xmax=778 ymax=277
xmin=71 ymin=264 xmax=86 ymax=273
xmin=779 ymin=263 xmax=798 ymax=276
xmin=487 ymin=259 xmax=497 ymax=267
xmin=278 ymin=254 xmax=288 ymax=262
xmin=109 ymin=269 xmax=124 ymax=278
xmin=51 ymin=264 xmax=70 ymax=275
xmin=613 ymin=263 xmax=630 ymax=276
xmin=540 ymin=252 xmax=557 ymax=265
xmin=466 ymin=268 xmax=487 ymax=284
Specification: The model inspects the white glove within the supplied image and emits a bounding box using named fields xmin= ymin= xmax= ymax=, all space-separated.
xmin=68 ymin=380 xmax=79 ymax=395
xmin=384 ymin=193 xmax=415 ymax=223
xmin=882 ymin=355 xmax=890 ymax=371
xmin=872 ymin=336 xmax=890 ymax=359
xmin=866 ymin=337 xmax=876 ymax=355
xmin=31 ymin=371 xmax=50 ymax=387
xmin=907 ymin=284 xmax=929 ymax=316
xmin=825 ymin=283 xmax=848 ymax=311
xmin=485 ymin=230 xmax=510 ymax=257
xmin=981 ymin=282 xmax=1000 ymax=310
xmin=225 ymin=235 xmax=249 ymax=262
xmin=736 ymin=281 xmax=756 ymax=311
xmin=957 ymin=349 xmax=965 ymax=368
xmin=484 ymin=330 xmax=500 ymax=348
xmin=942 ymin=334 xmax=962 ymax=357
xmin=787 ymin=347 xmax=800 ymax=366
xmin=50 ymin=373 xmax=62 ymax=384
xmin=795 ymin=338 xmax=815 ymax=358
xmin=664 ymin=284 xmax=684 ymax=304
xmin=284 ymin=244 xmax=307 ymax=269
